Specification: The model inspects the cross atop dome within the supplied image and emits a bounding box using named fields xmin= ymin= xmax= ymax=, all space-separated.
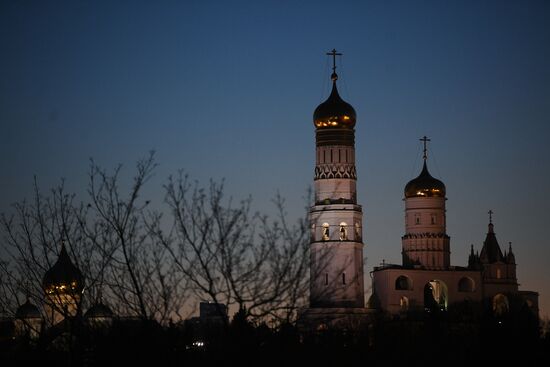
xmin=420 ymin=136 xmax=431 ymax=161
xmin=326 ymin=49 xmax=342 ymax=81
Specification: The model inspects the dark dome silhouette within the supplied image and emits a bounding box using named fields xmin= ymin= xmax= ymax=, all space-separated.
xmin=15 ymin=299 xmax=41 ymax=319
xmin=405 ymin=161 xmax=446 ymax=198
xmin=42 ymin=243 xmax=84 ymax=294
xmin=313 ymin=82 xmax=356 ymax=129
xmin=85 ymin=303 xmax=113 ymax=319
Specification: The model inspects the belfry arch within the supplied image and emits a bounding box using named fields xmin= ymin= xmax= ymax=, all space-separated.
xmin=423 ymin=279 xmax=448 ymax=313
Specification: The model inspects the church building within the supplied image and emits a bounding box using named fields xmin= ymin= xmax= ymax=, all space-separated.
xmin=370 ymin=138 xmax=539 ymax=318
xmin=302 ymin=50 xmax=539 ymax=327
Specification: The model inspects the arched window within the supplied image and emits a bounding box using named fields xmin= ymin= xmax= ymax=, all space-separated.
xmin=355 ymin=222 xmax=361 ymax=240
xmin=458 ymin=277 xmax=475 ymax=292
xmin=493 ymin=294 xmax=509 ymax=316
xmin=395 ymin=275 xmax=412 ymax=290
xmin=322 ymin=223 xmax=330 ymax=241
xmin=339 ymin=222 xmax=347 ymax=240
xmin=496 ymin=268 xmax=502 ymax=279
xmin=310 ymin=223 xmax=315 ymax=241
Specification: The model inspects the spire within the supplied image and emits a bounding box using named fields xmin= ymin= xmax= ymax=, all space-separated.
xmin=327 ymin=48 xmax=342 ymax=82
xmin=507 ymin=241 xmax=516 ymax=264
xmin=479 ymin=212 xmax=504 ymax=264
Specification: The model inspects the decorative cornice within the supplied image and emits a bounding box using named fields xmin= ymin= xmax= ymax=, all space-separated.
xmin=315 ymin=164 xmax=356 ymax=180
xmin=402 ymin=232 xmax=449 ymax=240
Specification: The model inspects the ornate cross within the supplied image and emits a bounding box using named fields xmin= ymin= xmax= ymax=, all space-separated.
xmin=488 ymin=209 xmax=493 ymax=224
xmin=327 ymin=49 xmax=342 ymax=75
xmin=420 ymin=136 xmax=431 ymax=160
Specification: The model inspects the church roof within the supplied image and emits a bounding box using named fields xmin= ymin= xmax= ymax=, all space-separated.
xmin=313 ymin=50 xmax=356 ymax=130
xmin=42 ymin=242 xmax=84 ymax=294
xmin=479 ymin=223 xmax=504 ymax=264
xmin=404 ymin=161 xmax=446 ymax=198
xmin=313 ymin=81 xmax=356 ymax=129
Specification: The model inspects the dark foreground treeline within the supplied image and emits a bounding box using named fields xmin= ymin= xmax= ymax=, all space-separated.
xmin=1 ymin=310 xmax=548 ymax=367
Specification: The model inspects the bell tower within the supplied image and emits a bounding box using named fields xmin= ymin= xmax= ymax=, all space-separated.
xmin=402 ymin=137 xmax=450 ymax=269
xmin=309 ymin=50 xmax=365 ymax=308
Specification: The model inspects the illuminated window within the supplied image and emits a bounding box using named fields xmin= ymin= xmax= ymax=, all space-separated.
xmin=339 ymin=222 xmax=347 ymax=240
xmin=496 ymin=268 xmax=501 ymax=279
xmin=322 ymin=223 xmax=330 ymax=241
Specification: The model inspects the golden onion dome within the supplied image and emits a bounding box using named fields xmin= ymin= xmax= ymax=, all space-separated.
xmin=42 ymin=243 xmax=84 ymax=295
xmin=313 ymin=81 xmax=356 ymax=129
xmin=404 ymin=161 xmax=446 ymax=198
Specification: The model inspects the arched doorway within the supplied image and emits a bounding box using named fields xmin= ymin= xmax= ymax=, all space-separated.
xmin=424 ymin=280 xmax=448 ymax=313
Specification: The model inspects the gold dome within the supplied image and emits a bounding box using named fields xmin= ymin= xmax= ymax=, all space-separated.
xmin=313 ymin=81 xmax=356 ymax=129
xmin=42 ymin=243 xmax=84 ymax=295
xmin=404 ymin=162 xmax=446 ymax=198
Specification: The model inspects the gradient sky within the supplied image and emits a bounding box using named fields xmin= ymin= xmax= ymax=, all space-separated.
xmin=1 ymin=0 xmax=549 ymax=317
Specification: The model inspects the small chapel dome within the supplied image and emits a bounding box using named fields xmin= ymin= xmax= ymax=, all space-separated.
xmin=42 ymin=243 xmax=84 ymax=295
xmin=313 ymin=81 xmax=356 ymax=129
xmin=404 ymin=161 xmax=446 ymax=198
xmin=15 ymin=299 xmax=41 ymax=320
xmin=85 ymin=303 xmax=113 ymax=319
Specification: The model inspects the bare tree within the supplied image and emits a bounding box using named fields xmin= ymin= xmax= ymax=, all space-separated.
xmin=0 ymin=179 xmax=99 ymax=324
xmin=0 ymin=153 xmax=189 ymax=326
xmin=160 ymin=173 xmax=311 ymax=326
xmin=86 ymin=152 xmax=187 ymax=322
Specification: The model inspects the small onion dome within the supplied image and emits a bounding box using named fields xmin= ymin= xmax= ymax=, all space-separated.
xmin=42 ymin=243 xmax=84 ymax=295
xmin=404 ymin=161 xmax=446 ymax=198
xmin=15 ymin=299 xmax=41 ymax=320
xmin=313 ymin=82 xmax=356 ymax=129
xmin=85 ymin=303 xmax=113 ymax=319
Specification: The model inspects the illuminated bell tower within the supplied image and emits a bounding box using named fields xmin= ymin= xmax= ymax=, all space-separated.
xmin=402 ymin=137 xmax=450 ymax=270
xmin=309 ymin=50 xmax=364 ymax=308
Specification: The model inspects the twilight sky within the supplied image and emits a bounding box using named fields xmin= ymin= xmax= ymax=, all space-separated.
xmin=1 ymin=0 xmax=549 ymax=317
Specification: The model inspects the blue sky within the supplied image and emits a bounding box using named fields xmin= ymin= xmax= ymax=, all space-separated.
xmin=1 ymin=0 xmax=549 ymax=316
